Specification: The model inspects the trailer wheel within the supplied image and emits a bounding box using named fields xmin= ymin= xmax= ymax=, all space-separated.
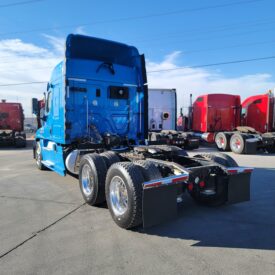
xmin=100 ymin=151 xmax=120 ymax=169
xmin=194 ymin=152 xmax=238 ymax=167
xmin=79 ymin=153 xmax=107 ymax=205
xmin=215 ymin=132 xmax=230 ymax=151
xmin=230 ymin=133 xmax=245 ymax=154
xmin=105 ymin=162 xmax=144 ymax=229
xmin=134 ymin=160 xmax=162 ymax=181
xmin=35 ymin=141 xmax=46 ymax=170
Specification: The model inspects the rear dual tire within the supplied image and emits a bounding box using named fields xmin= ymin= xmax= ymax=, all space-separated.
xmin=79 ymin=154 xmax=157 ymax=229
xmin=79 ymin=153 xmax=107 ymax=205
xmin=230 ymin=133 xmax=245 ymax=154
xmin=105 ymin=162 xmax=144 ymax=229
xmin=190 ymin=153 xmax=238 ymax=206
xmin=105 ymin=160 xmax=162 ymax=229
xmin=215 ymin=132 xmax=230 ymax=151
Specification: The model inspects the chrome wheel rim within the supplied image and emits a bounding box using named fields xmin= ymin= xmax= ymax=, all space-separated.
xmin=109 ymin=176 xmax=128 ymax=216
xmin=216 ymin=136 xmax=224 ymax=148
xmin=81 ymin=164 xmax=94 ymax=196
xmin=36 ymin=143 xmax=41 ymax=165
xmin=231 ymin=137 xmax=241 ymax=151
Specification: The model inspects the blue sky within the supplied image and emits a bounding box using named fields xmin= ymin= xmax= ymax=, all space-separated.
xmin=0 ymin=0 xmax=274 ymax=115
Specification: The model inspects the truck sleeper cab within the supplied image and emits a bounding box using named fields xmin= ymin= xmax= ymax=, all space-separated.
xmin=33 ymin=34 xmax=253 ymax=229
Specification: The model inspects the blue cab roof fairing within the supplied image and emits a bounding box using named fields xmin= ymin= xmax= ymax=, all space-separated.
xmin=65 ymin=34 xmax=139 ymax=67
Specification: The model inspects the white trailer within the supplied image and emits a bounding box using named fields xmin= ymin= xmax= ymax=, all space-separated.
xmin=148 ymin=88 xmax=177 ymax=131
xmin=148 ymin=88 xmax=199 ymax=150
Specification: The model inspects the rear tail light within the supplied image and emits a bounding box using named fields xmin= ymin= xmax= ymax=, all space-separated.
xmin=188 ymin=183 xmax=194 ymax=191
xmin=199 ymin=181 xmax=205 ymax=188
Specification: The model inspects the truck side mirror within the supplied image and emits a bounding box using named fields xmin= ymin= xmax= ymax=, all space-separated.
xmin=47 ymin=82 xmax=53 ymax=91
xmin=32 ymin=98 xmax=39 ymax=115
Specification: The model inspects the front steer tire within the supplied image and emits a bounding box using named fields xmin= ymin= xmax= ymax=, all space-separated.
xmin=105 ymin=162 xmax=144 ymax=229
xmin=79 ymin=153 xmax=107 ymax=206
xmin=35 ymin=141 xmax=46 ymax=170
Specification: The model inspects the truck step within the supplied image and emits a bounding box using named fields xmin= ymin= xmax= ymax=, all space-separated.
xmin=41 ymin=160 xmax=54 ymax=168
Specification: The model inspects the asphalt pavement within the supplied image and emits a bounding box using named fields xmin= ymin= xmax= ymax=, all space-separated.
xmin=0 ymin=143 xmax=274 ymax=275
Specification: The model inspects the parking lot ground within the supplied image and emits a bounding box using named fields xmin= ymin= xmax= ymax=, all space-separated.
xmin=0 ymin=144 xmax=275 ymax=275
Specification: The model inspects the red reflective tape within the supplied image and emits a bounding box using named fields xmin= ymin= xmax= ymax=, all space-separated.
xmin=188 ymin=183 xmax=194 ymax=191
xmin=199 ymin=181 xmax=205 ymax=188
xmin=228 ymin=169 xmax=238 ymax=174
xmin=172 ymin=176 xmax=188 ymax=183
xmin=243 ymin=168 xmax=253 ymax=173
xmin=144 ymin=181 xmax=162 ymax=188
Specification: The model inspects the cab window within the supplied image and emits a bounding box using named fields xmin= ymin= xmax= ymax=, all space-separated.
xmin=46 ymin=92 xmax=52 ymax=113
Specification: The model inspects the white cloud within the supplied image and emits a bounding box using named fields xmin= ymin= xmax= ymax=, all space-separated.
xmin=75 ymin=26 xmax=88 ymax=36
xmin=42 ymin=34 xmax=65 ymax=55
xmin=0 ymin=39 xmax=48 ymax=55
xmin=0 ymin=37 xmax=62 ymax=117
xmin=147 ymin=52 xmax=275 ymax=115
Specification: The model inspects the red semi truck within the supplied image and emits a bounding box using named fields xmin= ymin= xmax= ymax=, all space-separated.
xmin=0 ymin=100 xmax=26 ymax=147
xmin=178 ymin=91 xmax=275 ymax=154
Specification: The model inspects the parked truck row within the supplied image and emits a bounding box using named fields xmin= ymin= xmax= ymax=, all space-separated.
xmin=177 ymin=92 xmax=275 ymax=154
xmin=31 ymin=34 xmax=253 ymax=229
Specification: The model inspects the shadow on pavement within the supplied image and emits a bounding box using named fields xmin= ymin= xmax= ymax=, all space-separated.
xmin=138 ymin=167 xmax=275 ymax=251
xmin=0 ymin=139 xmax=34 ymax=151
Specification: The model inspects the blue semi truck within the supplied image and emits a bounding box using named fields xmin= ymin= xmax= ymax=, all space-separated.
xmin=32 ymin=34 xmax=253 ymax=229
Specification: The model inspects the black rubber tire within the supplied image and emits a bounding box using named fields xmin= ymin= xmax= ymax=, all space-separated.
xmin=230 ymin=133 xmax=245 ymax=154
xmin=190 ymin=152 xmax=238 ymax=206
xmin=15 ymin=138 xmax=26 ymax=148
xmin=133 ymin=160 xmax=162 ymax=181
xmin=266 ymin=146 xmax=275 ymax=153
xmin=190 ymin=180 xmax=228 ymax=207
xmin=194 ymin=152 xmax=238 ymax=167
xmin=100 ymin=151 xmax=120 ymax=169
xmin=215 ymin=132 xmax=230 ymax=151
xmin=35 ymin=141 xmax=46 ymax=170
xmin=105 ymin=162 xmax=144 ymax=229
xmin=79 ymin=153 xmax=107 ymax=205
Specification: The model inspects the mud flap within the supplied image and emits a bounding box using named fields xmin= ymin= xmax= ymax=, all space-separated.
xmin=142 ymin=184 xmax=178 ymax=228
xmin=245 ymin=139 xmax=258 ymax=154
xmin=227 ymin=173 xmax=251 ymax=204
